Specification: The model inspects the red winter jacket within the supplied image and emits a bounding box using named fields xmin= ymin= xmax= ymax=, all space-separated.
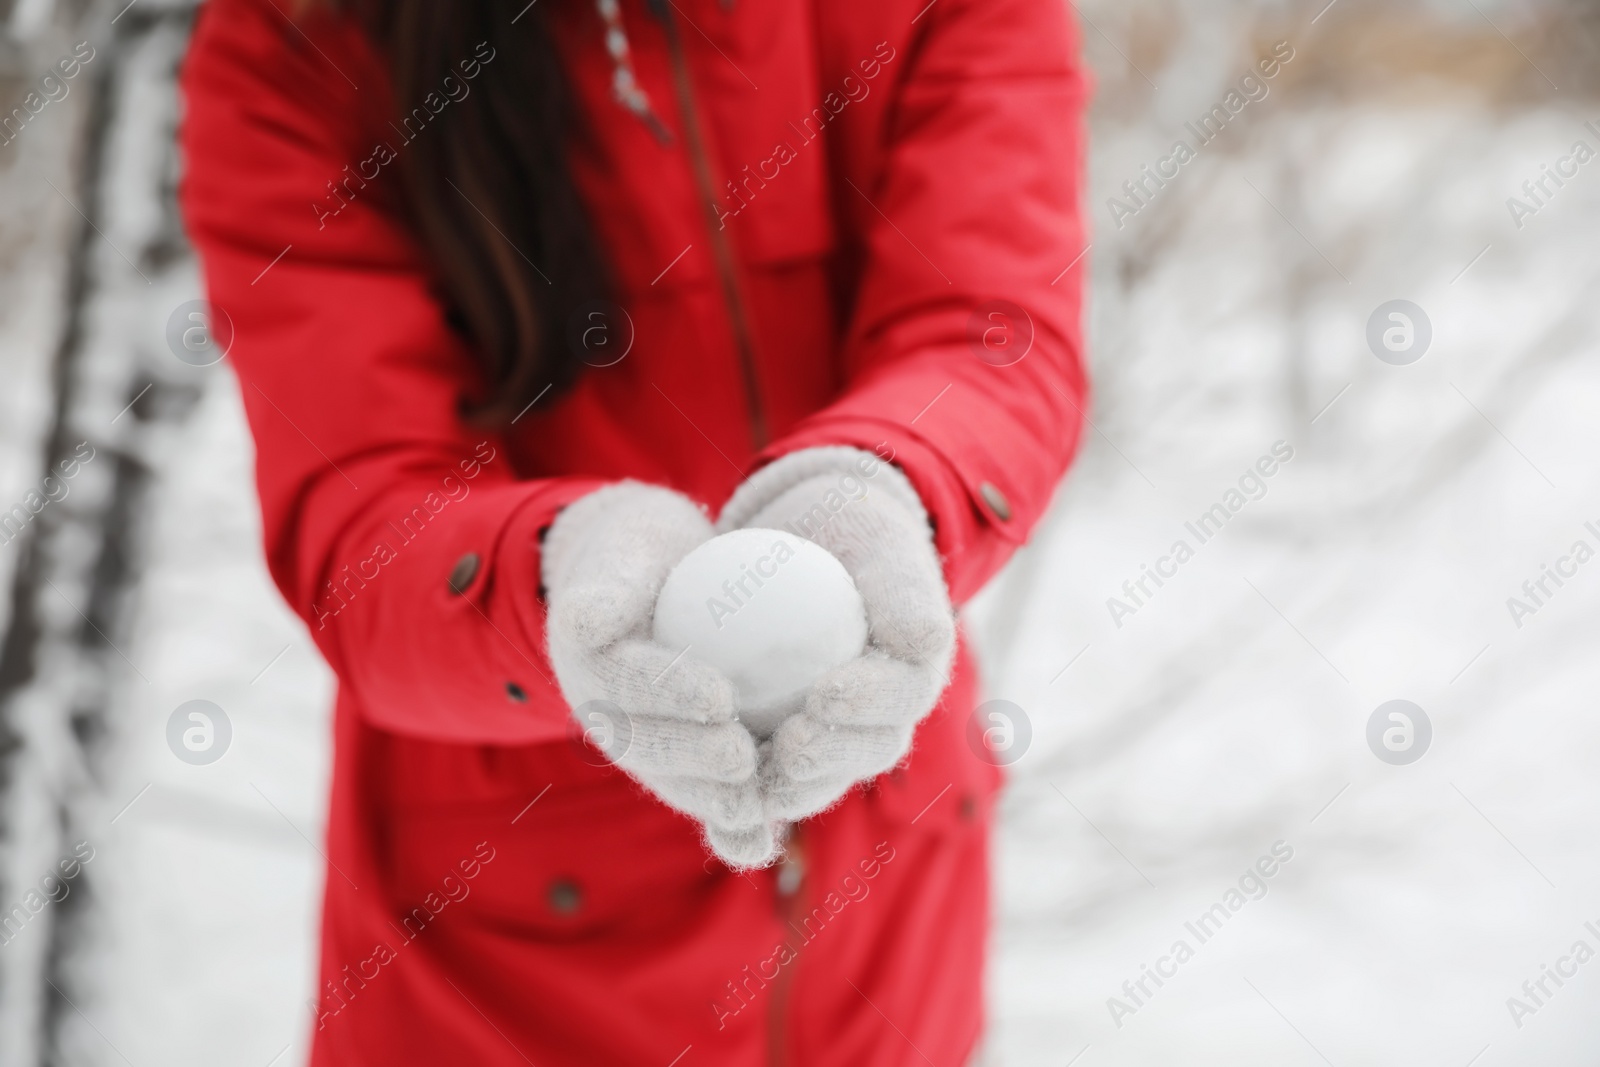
xmin=180 ymin=0 xmax=1087 ymax=1063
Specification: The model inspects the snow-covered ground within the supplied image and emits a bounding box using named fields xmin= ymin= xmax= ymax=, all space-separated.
xmin=973 ymin=92 xmax=1600 ymax=1063
xmin=2 ymin=1 xmax=1598 ymax=1064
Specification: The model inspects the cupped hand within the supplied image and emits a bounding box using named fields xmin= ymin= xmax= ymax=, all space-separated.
xmin=716 ymin=448 xmax=955 ymax=823
xmin=543 ymin=482 xmax=778 ymax=867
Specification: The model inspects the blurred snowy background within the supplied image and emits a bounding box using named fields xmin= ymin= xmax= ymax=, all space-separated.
xmin=2 ymin=0 xmax=1599 ymax=1063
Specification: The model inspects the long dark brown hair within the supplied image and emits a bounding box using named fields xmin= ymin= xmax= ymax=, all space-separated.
xmin=323 ymin=0 xmax=611 ymax=423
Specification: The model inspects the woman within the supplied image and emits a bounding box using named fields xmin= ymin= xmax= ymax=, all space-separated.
xmin=179 ymin=0 xmax=1087 ymax=1062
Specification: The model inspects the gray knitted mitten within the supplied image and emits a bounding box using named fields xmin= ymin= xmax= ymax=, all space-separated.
xmin=542 ymin=482 xmax=777 ymax=868
xmin=717 ymin=447 xmax=956 ymax=822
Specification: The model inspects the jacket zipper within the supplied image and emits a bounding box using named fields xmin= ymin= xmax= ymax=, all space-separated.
xmin=769 ymin=825 xmax=806 ymax=1067
xmin=653 ymin=0 xmax=771 ymax=452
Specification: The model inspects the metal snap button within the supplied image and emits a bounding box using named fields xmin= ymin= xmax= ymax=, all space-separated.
xmin=776 ymin=853 xmax=804 ymax=897
xmin=447 ymin=552 xmax=481 ymax=595
xmin=978 ymin=482 xmax=1012 ymax=522
xmin=547 ymin=879 xmax=582 ymax=915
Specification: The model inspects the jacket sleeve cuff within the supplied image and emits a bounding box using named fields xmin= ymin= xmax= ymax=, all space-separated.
xmin=330 ymin=476 xmax=608 ymax=745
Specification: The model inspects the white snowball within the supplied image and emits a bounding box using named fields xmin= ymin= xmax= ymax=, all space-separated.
xmin=653 ymin=529 xmax=867 ymax=736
